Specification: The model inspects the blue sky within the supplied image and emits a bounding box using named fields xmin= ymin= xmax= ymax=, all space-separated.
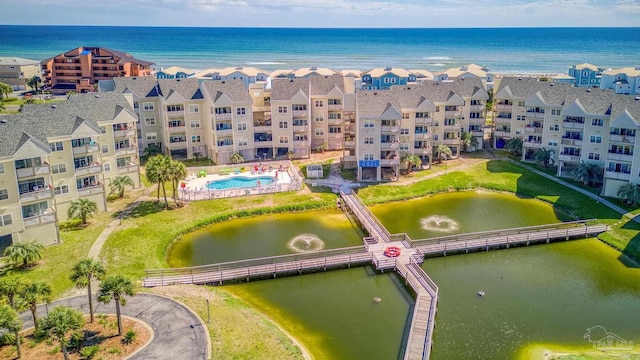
xmin=1 ymin=0 xmax=639 ymax=27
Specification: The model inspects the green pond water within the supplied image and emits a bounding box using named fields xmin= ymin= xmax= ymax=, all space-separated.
xmin=167 ymin=192 xmax=640 ymax=359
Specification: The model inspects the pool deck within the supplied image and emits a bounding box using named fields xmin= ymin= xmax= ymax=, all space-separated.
xmin=179 ymin=168 xmax=298 ymax=201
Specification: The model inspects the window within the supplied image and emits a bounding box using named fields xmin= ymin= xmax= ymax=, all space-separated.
xmin=279 ymin=136 xmax=289 ymax=144
xmin=400 ymin=143 xmax=409 ymax=151
xmin=402 ymin=113 xmax=410 ymax=120
xmin=104 ymin=164 xmax=110 ymax=172
xmin=144 ymin=117 xmax=156 ymax=126
xmin=143 ymin=102 xmax=154 ymax=111
xmin=588 ymin=153 xmax=600 ymax=160
xmin=215 ymin=107 xmax=232 ymax=114
xmin=435 ymin=106 xmax=440 ymax=112
xmin=401 ymin=128 xmax=409 ymax=135
xmin=54 ymin=185 xmax=69 ymax=195
xmin=167 ymin=104 xmax=184 ymax=112
xmin=146 ymin=132 xmax=157 ymax=141
xmin=364 ymin=120 xmax=375 ymax=128
xmin=238 ymin=139 xmax=248 ymax=147
xmin=433 ymin=135 xmax=439 ymax=141
xmin=383 ymin=78 xmax=390 ymax=84
xmin=0 ymin=214 xmax=11 ymax=226
xmin=168 ymin=120 xmax=184 ymax=128
xmin=364 ymin=153 xmax=374 ymax=161
xmin=191 ymin=135 xmax=201 ymax=143
xmin=294 ymin=134 xmax=308 ymax=141
xmin=328 ymin=113 xmax=341 ymax=120
xmin=551 ymin=109 xmax=561 ymax=116
xmin=293 ymin=119 xmax=308 ymax=126
xmin=237 ymin=123 xmax=247 ymax=131
xmin=315 ymin=100 xmax=324 ymax=108
xmin=51 ymin=164 xmax=67 ymax=174
xmin=589 ymin=135 xmax=602 ymax=144
xmin=188 ymin=104 xmax=199 ymax=113
xmin=50 ymin=142 xmax=64 ymax=152
xmin=549 ymin=124 xmax=559 ymax=131
xmin=548 ymin=140 xmax=558 ymax=147
xmin=518 ymin=101 xmax=525 ymax=107
xmin=278 ymin=106 xmax=288 ymax=114
xmin=315 ymin=129 xmax=324 ymax=136
xmin=328 ymin=99 xmax=341 ymax=105
xmin=292 ymin=104 xmax=307 ymax=111
xmin=516 ymin=115 xmax=526 ymax=121
xmin=315 ymin=114 xmax=324 ymax=122
xmin=279 ymin=121 xmax=288 ymax=129
xmin=0 ymin=189 xmax=7 ymax=200
xmin=364 ymin=137 xmax=374 ymax=145
xmin=592 ymin=118 xmax=604 ymax=126
xmin=102 ymin=145 xmax=109 ymax=153
xmin=236 ymin=107 xmax=246 ymax=115
xmin=328 ymin=127 xmax=341 ymax=134
xmin=390 ymin=78 xmax=397 ymax=83
xmin=0 ymin=164 xmax=3 ymax=174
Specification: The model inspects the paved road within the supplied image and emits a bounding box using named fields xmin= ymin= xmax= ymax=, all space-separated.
xmin=20 ymin=293 xmax=209 ymax=360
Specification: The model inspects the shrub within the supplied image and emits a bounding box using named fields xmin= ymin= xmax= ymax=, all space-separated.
xmin=80 ymin=345 xmax=100 ymax=359
xmin=122 ymin=329 xmax=137 ymax=345
xmin=68 ymin=330 xmax=86 ymax=351
xmin=59 ymin=218 xmax=83 ymax=231
xmin=108 ymin=347 xmax=121 ymax=355
xmin=0 ymin=332 xmax=15 ymax=346
xmin=48 ymin=345 xmax=60 ymax=355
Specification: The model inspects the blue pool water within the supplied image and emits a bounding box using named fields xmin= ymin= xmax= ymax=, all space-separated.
xmin=206 ymin=176 xmax=274 ymax=190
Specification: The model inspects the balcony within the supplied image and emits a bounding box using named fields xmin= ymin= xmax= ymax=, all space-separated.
xmin=23 ymin=212 xmax=56 ymax=227
xmin=114 ymin=128 xmax=136 ymax=138
xmin=524 ymin=126 xmax=543 ymax=134
xmin=341 ymin=155 xmax=357 ymax=162
xmin=561 ymin=138 xmax=583 ymax=146
xmin=328 ymin=104 xmax=343 ymax=111
xmin=293 ymin=125 xmax=309 ymax=132
xmin=20 ymin=188 xmax=53 ymax=202
xmin=253 ymin=105 xmax=271 ymax=112
xmin=605 ymin=171 xmax=631 ymax=181
xmin=344 ymin=140 xmax=355 ymax=148
xmin=607 ymin=152 xmax=634 ymax=162
xmin=167 ymin=109 xmax=185 ymax=117
xmin=254 ymin=124 xmax=271 ymax=132
xmin=443 ymin=138 xmax=459 ymax=145
xmin=75 ymin=164 xmax=102 ymax=176
xmin=415 ymin=117 xmax=433 ymax=125
xmin=609 ymin=134 xmax=635 ymax=143
xmin=444 ymin=124 xmax=460 ymax=131
xmin=381 ymin=125 xmax=401 ymax=133
xmin=72 ymin=143 xmax=100 ymax=155
xmin=470 ymin=104 xmax=485 ymax=111
xmin=445 ymin=110 xmax=462 ymax=117
xmin=292 ymin=110 xmax=308 ymax=117
xmin=526 ymin=111 xmax=545 ymax=119
xmin=416 ymin=147 xmax=431 ymax=154
xmin=494 ymin=131 xmax=510 ymax=137
xmin=16 ymin=164 xmax=50 ymax=179
xmin=216 ymin=128 xmax=233 ymax=137
xmin=380 ymin=158 xmax=400 ymax=166
xmin=380 ymin=142 xmax=399 ymax=150
xmin=559 ymin=154 xmax=581 ymax=163
xmin=328 ymin=118 xmax=342 ymax=125
xmin=215 ymin=113 xmax=232 ymax=120
xmin=293 ymin=141 xmax=309 ymax=147
xmin=115 ymin=146 xmax=137 ymax=156
xmin=168 ymin=125 xmax=186 ymax=133
xmin=495 ymin=104 xmax=513 ymax=110
xmin=117 ymin=164 xmax=139 ymax=174
xmin=563 ymin=121 xmax=584 ymax=129
xmin=77 ymin=184 xmax=104 ymax=197
xmin=217 ymin=144 xmax=234 ymax=152
xmin=414 ymin=132 xmax=430 ymax=140
xmin=168 ymin=141 xmax=187 ymax=149
xmin=468 ymin=117 xmax=485 ymax=125
xmin=471 ymin=130 xmax=484 ymax=137
xmin=494 ymin=116 xmax=512 ymax=124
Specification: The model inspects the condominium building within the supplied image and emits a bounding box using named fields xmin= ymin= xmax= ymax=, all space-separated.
xmin=0 ymin=92 xmax=140 ymax=250
xmin=194 ymin=66 xmax=269 ymax=88
xmin=0 ymin=57 xmax=41 ymax=91
xmin=155 ymin=66 xmax=194 ymax=79
xmin=493 ymin=77 xmax=640 ymax=197
xmin=360 ymin=67 xmax=434 ymax=90
xmin=271 ymin=67 xmax=339 ymax=80
xmin=567 ymin=63 xmax=603 ymax=88
xmin=434 ymin=64 xmax=493 ymax=89
xmin=600 ymin=67 xmax=640 ymax=95
xmin=41 ymin=47 xmax=154 ymax=94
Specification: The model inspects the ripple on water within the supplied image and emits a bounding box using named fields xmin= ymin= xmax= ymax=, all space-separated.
xmin=420 ymin=215 xmax=460 ymax=233
xmin=287 ymin=233 xmax=326 ymax=253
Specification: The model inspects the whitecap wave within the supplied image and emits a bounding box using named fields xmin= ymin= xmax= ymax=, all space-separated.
xmin=428 ymin=63 xmax=447 ymax=67
xmin=420 ymin=215 xmax=460 ymax=233
xmin=423 ymin=56 xmax=452 ymax=60
xmin=246 ymin=61 xmax=287 ymax=65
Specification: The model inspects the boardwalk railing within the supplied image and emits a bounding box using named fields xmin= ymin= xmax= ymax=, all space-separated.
xmin=340 ymin=190 xmax=391 ymax=242
xmin=143 ymin=246 xmax=369 ymax=287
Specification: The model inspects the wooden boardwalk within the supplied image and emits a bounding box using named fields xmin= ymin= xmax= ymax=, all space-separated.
xmin=144 ymin=191 xmax=610 ymax=360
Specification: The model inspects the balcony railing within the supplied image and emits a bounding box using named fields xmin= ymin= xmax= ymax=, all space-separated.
xmin=444 ymin=124 xmax=460 ymax=131
xmin=75 ymin=164 xmax=102 ymax=176
xmin=217 ymin=144 xmax=234 ymax=152
xmin=471 ymin=130 xmax=484 ymax=137
xmin=524 ymin=126 xmax=543 ymax=134
xmin=293 ymin=125 xmax=309 ymax=132
xmin=117 ymin=164 xmax=139 ymax=174
xmin=559 ymin=154 xmax=581 ymax=162
xmin=293 ymin=141 xmax=309 ymax=147
xmin=443 ymin=138 xmax=459 ymax=145
xmin=344 ymin=140 xmax=355 ymax=148
xmin=470 ymin=104 xmax=485 ymax=110
xmin=292 ymin=110 xmax=308 ymax=117
xmin=215 ymin=113 xmax=232 ymax=120
xmin=23 ymin=212 xmax=56 ymax=227
xmin=168 ymin=125 xmax=186 ymax=133
xmin=380 ymin=142 xmax=399 ymax=150
xmin=114 ymin=129 xmax=136 ymax=138
xmin=216 ymin=128 xmax=233 ymax=137
xmin=526 ymin=111 xmax=545 ymax=119
xmin=78 ymin=184 xmax=104 ymax=197
xmin=495 ymin=104 xmax=513 ymax=110
xmin=563 ymin=121 xmax=584 ymax=129
xmin=380 ymin=125 xmax=401 ymax=133
xmin=414 ymin=133 xmax=430 ymax=140
xmin=494 ymin=131 xmax=510 ymax=137
xmin=253 ymin=105 xmax=271 ymax=112
xmin=607 ymin=152 xmax=634 ymax=162
xmin=609 ymin=134 xmax=635 ymax=143
xmin=605 ymin=171 xmax=631 ymax=181
xmin=468 ymin=118 xmax=485 ymax=125
xmin=561 ymin=138 xmax=583 ymax=146
xmin=253 ymin=125 xmax=271 ymax=132
xmin=445 ymin=110 xmax=462 ymax=117
xmin=20 ymin=188 xmax=53 ymax=202
xmin=380 ymin=158 xmax=400 ymax=166
xmin=16 ymin=165 xmax=50 ymax=179
xmin=168 ymin=141 xmax=187 ymax=149
xmin=328 ymin=104 xmax=343 ymax=111
xmin=415 ymin=117 xmax=434 ymax=125
xmin=115 ymin=146 xmax=138 ymax=156
xmin=328 ymin=118 xmax=342 ymax=125
xmin=72 ymin=143 xmax=100 ymax=155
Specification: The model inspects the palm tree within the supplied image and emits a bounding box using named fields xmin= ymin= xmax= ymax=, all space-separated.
xmin=110 ymin=175 xmax=135 ymax=198
xmin=401 ymin=154 xmax=422 ymax=173
xmin=286 ymin=150 xmax=295 ymax=161
xmin=571 ymin=161 xmax=602 ymax=186
xmin=146 ymin=155 xmax=171 ymax=206
xmin=142 ymin=144 xmax=162 ymax=160
xmin=67 ymin=198 xmax=98 ymax=225
xmin=0 ymin=82 xmax=12 ymax=99
xmin=230 ymin=152 xmax=244 ymax=164
xmin=168 ymin=160 xmax=187 ymax=203
xmin=317 ymin=143 xmax=329 ymax=153
xmin=20 ymin=281 xmax=52 ymax=332
xmin=435 ymin=144 xmax=452 ymax=164
xmin=617 ymin=183 xmax=640 ymax=205
xmin=98 ymin=274 xmax=135 ymax=336
xmin=533 ymin=148 xmax=554 ymax=167
xmin=3 ymin=240 xmax=46 ymax=268
xmin=26 ymin=75 xmax=41 ymax=93
xmin=192 ymin=152 xmax=202 ymax=162
xmin=70 ymin=258 xmax=106 ymax=323
xmin=0 ymin=275 xmax=23 ymax=309
xmin=505 ymin=137 xmax=523 ymax=159
xmin=0 ymin=304 xmax=22 ymax=359
xmin=40 ymin=306 xmax=84 ymax=360
xmin=460 ymin=132 xmax=479 ymax=152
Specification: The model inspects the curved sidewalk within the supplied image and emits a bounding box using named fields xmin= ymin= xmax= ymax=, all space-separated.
xmin=19 ymin=293 xmax=209 ymax=360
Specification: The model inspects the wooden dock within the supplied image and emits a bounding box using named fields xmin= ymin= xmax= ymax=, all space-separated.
xmin=144 ymin=190 xmax=611 ymax=360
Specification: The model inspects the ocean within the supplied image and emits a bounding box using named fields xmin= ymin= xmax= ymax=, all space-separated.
xmin=1 ymin=26 xmax=639 ymax=74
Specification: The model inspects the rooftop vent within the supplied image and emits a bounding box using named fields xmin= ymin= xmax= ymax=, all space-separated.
xmin=550 ymin=83 xmax=554 ymax=86
xmin=586 ymin=88 xmax=591 ymax=92
xmin=310 ymin=66 xmax=318 ymax=70
xmin=51 ymin=105 xmax=57 ymax=109
xmin=373 ymin=92 xmax=378 ymax=95
xmin=384 ymin=66 xmax=392 ymax=71
xmin=518 ymin=78 xmax=522 ymax=81
xmin=95 ymin=94 xmax=100 ymax=98
xmin=0 ymin=119 xmax=7 ymax=124
xmin=221 ymin=81 xmax=225 ymax=83
xmin=635 ymin=96 xmax=640 ymax=101
xmin=176 ymin=79 xmax=180 ymax=82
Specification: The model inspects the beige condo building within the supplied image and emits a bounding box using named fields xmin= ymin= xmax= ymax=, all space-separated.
xmin=0 ymin=92 xmax=140 ymax=250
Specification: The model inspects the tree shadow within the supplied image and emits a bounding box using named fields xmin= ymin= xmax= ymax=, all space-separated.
xmin=111 ymin=201 xmax=164 ymax=219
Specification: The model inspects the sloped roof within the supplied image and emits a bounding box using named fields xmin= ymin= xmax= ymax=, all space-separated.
xmin=309 ymin=75 xmax=345 ymax=96
xmin=271 ymin=78 xmax=309 ymax=100
xmin=0 ymin=57 xmax=40 ymax=66
xmin=201 ymin=79 xmax=253 ymax=102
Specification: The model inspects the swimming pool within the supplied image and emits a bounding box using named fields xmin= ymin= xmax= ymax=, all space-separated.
xmin=206 ymin=176 xmax=275 ymax=190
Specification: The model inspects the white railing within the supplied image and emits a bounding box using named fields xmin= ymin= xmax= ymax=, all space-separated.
xmin=559 ymin=154 xmax=581 ymax=162
xmin=605 ymin=171 xmax=631 ymax=181
xmin=115 ymin=147 xmax=137 ymax=156
xmin=23 ymin=213 xmax=56 ymax=227
xmin=77 ymin=184 xmax=104 ymax=196
xmin=117 ymin=165 xmax=139 ymax=174
xmin=72 ymin=144 xmax=99 ymax=155
xmin=20 ymin=188 xmax=53 ymax=202
xmin=113 ymin=129 xmax=136 ymax=138
xmin=75 ymin=164 xmax=102 ymax=176
xmin=16 ymin=164 xmax=50 ymax=179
